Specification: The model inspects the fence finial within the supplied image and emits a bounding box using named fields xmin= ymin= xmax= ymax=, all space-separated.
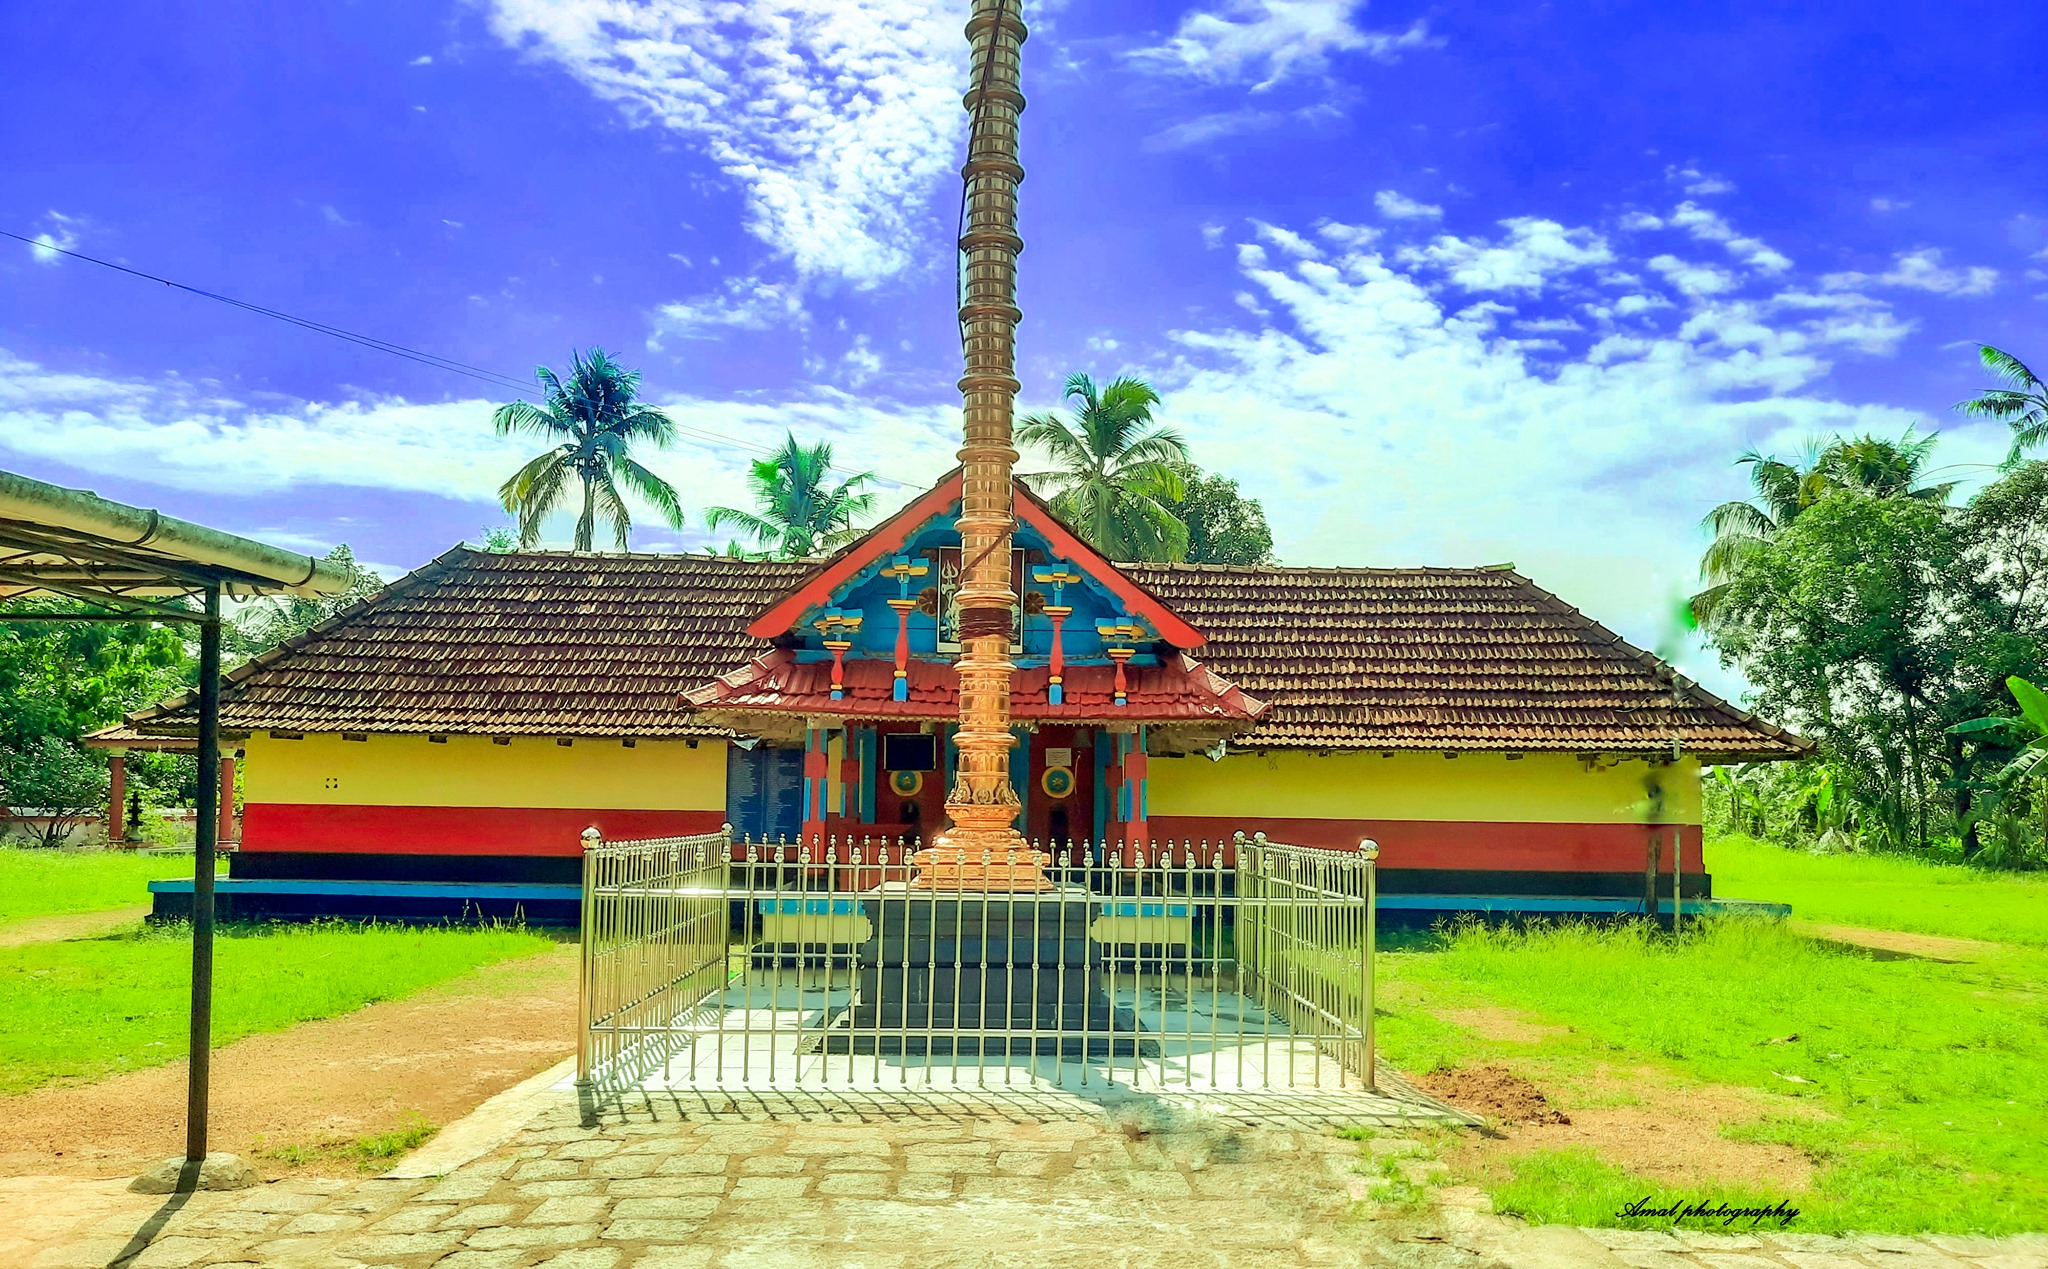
xmin=581 ymin=826 xmax=602 ymax=850
xmin=1359 ymin=838 xmax=1380 ymax=862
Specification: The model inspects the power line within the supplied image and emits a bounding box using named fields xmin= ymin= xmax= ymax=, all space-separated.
xmin=6 ymin=227 xmax=908 ymax=489
xmin=3 ymin=230 xmax=540 ymax=397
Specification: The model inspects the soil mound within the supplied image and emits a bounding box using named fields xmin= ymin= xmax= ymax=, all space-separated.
xmin=1418 ymin=1064 xmax=1570 ymax=1125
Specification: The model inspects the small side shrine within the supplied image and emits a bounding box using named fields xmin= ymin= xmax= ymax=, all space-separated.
xmin=684 ymin=471 xmax=1267 ymax=854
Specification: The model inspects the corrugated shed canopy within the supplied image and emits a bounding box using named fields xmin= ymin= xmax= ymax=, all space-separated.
xmin=0 ymin=469 xmax=351 ymax=611
xmin=127 ymin=545 xmax=1806 ymax=758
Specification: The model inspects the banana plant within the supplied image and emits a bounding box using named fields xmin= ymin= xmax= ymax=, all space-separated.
xmin=1950 ymin=676 xmax=2048 ymax=858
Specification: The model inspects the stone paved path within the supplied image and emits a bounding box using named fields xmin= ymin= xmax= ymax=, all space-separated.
xmin=26 ymin=1094 xmax=2048 ymax=1269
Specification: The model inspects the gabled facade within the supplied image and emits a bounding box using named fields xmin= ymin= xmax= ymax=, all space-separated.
xmin=682 ymin=472 xmax=1265 ymax=848
xmin=118 ymin=473 xmax=1808 ymax=924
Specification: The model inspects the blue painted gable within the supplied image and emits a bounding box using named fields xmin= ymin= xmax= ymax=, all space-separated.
xmin=781 ymin=498 xmax=1163 ymax=670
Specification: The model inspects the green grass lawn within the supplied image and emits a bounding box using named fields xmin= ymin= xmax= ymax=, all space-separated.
xmin=1377 ymin=917 xmax=2048 ymax=1235
xmin=0 ymin=846 xmax=209 ymax=928
xmin=1708 ymin=832 xmax=2048 ymax=947
xmin=0 ymin=920 xmax=555 ymax=1093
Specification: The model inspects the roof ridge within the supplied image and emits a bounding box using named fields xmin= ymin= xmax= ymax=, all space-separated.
xmin=1124 ymin=562 xmax=1516 ymax=577
xmin=492 ymin=548 xmax=824 ymax=564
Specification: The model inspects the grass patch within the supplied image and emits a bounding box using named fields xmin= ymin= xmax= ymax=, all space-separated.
xmin=1377 ymin=917 xmax=2048 ymax=1234
xmin=0 ymin=919 xmax=554 ymax=1093
xmin=0 ymin=846 xmax=209 ymax=927
xmin=1490 ymin=1148 xmax=1805 ymax=1232
xmin=1709 ymin=832 xmax=2048 ymax=947
xmin=261 ymin=1113 xmax=437 ymax=1173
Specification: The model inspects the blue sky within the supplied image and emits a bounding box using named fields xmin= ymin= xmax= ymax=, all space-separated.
xmin=3 ymin=0 xmax=2044 ymax=699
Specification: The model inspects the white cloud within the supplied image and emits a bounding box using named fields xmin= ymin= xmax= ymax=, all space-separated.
xmin=1822 ymin=247 xmax=1998 ymax=298
xmin=1870 ymin=197 xmax=1909 ymax=213
xmin=1374 ymin=190 xmax=1443 ymax=220
xmin=1647 ymin=254 xmax=1739 ymax=298
xmin=647 ymin=276 xmax=806 ymax=345
xmin=1252 ymin=220 xmax=1323 ymax=258
xmin=26 ymin=211 xmax=81 ymax=264
xmin=1400 ymin=218 xmax=1613 ymax=292
xmin=1608 ymin=293 xmax=1673 ymax=317
xmin=409 ymin=54 xmax=434 ymax=66
xmin=1667 ymin=202 xmax=1791 ymax=274
xmin=838 ymin=335 xmax=882 ymax=388
xmin=0 ymin=350 xmax=963 ymax=551
xmin=1151 ymin=202 xmax=1963 ymax=694
xmin=1132 ymin=0 xmax=1434 ymax=89
xmin=1142 ymin=103 xmax=1341 ymax=151
xmin=481 ymin=0 xmax=964 ymax=287
xmin=1666 ymin=165 xmax=1734 ymax=196
xmin=1617 ymin=212 xmax=1663 ymax=232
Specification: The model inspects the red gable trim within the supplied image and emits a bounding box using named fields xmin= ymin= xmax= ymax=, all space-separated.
xmin=745 ymin=472 xmax=1206 ymax=649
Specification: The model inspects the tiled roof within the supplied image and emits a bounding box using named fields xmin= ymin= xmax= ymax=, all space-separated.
xmin=1119 ymin=562 xmax=1808 ymax=758
xmin=128 ymin=546 xmax=1806 ymax=758
xmin=127 ymin=548 xmax=811 ymax=739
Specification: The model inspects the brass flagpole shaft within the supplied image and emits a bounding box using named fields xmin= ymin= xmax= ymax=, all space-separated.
xmin=915 ymin=0 xmax=1047 ymax=891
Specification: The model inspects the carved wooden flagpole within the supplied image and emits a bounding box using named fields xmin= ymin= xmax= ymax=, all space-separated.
xmin=913 ymin=0 xmax=1048 ymax=891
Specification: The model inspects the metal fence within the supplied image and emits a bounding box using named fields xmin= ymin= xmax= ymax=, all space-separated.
xmin=578 ymin=829 xmax=1377 ymax=1097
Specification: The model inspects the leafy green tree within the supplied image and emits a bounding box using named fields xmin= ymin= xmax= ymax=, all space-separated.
xmin=1713 ymin=492 xmax=1961 ymax=851
xmin=0 ymin=737 xmax=110 ymax=848
xmin=704 ymin=433 xmax=878 ymax=559
xmin=1172 ymin=470 xmax=1276 ymax=566
xmin=475 ymin=526 xmax=520 ymax=553
xmin=1709 ymin=459 xmax=2048 ymax=861
xmin=1019 ymin=373 xmax=1191 ymax=562
xmin=1694 ymin=431 xmax=1954 ymax=626
xmin=1957 ymin=345 xmax=2048 ymax=468
xmin=494 ymin=348 xmax=687 ymax=551
xmin=230 ymin=545 xmax=383 ymax=659
xmin=0 ymin=604 xmax=189 ymax=750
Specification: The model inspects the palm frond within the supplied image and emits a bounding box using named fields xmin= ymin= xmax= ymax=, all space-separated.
xmin=1690 ymin=582 xmax=1732 ymax=628
xmin=1111 ymin=430 xmax=1192 ymax=475
xmin=1701 ymin=499 xmax=1778 ymax=541
xmin=590 ymin=474 xmax=634 ymax=550
xmin=1017 ymin=411 xmax=1094 ymax=466
xmin=1978 ymin=343 xmax=2044 ymax=390
xmin=493 ymin=400 xmax=569 ymax=440
xmin=502 ymin=451 xmax=573 ymax=547
xmin=703 ymin=506 xmax=786 ymax=548
xmin=612 ymin=456 xmax=686 ymax=530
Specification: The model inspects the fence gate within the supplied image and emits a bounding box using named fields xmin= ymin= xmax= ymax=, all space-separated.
xmin=577 ymin=828 xmax=1377 ymax=1098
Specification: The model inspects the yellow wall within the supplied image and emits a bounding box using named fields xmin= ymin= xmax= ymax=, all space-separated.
xmin=1148 ymin=750 xmax=1701 ymax=825
xmin=244 ymin=733 xmax=728 ymax=810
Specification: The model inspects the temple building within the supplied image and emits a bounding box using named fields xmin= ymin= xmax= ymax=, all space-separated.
xmin=115 ymin=471 xmax=1807 ymax=924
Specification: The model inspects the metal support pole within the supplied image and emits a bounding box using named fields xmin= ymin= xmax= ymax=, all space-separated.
xmin=577 ymin=826 xmax=601 ymax=1088
xmin=1361 ymin=838 xmax=1378 ymax=1091
xmin=185 ymin=582 xmax=221 ymax=1165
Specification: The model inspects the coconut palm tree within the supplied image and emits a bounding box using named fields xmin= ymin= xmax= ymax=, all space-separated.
xmin=1693 ymin=430 xmax=1954 ymax=626
xmin=493 ymin=348 xmax=686 ymax=551
xmin=704 ymin=433 xmax=878 ymax=558
xmin=1957 ymin=344 xmax=2048 ymax=469
xmin=1017 ymin=373 xmax=1191 ymax=562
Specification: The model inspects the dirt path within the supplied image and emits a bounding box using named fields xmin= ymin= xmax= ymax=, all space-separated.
xmin=1422 ymin=1061 xmax=1817 ymax=1193
xmin=1796 ymin=921 xmax=2005 ymax=962
xmin=0 ymin=905 xmax=149 ymax=947
xmin=0 ymin=943 xmax=577 ymax=1180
